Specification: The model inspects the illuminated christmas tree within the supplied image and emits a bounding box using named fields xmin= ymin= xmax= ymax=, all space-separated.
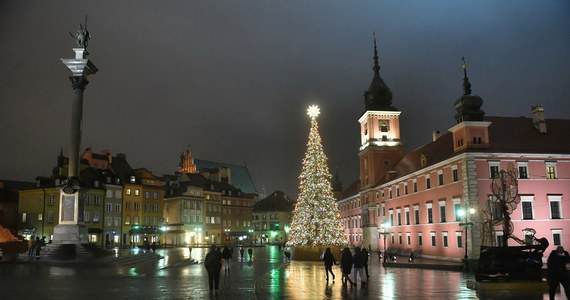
xmin=286 ymin=105 xmax=347 ymax=247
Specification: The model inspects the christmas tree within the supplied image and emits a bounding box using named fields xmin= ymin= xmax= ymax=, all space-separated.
xmin=286 ymin=105 xmax=347 ymax=247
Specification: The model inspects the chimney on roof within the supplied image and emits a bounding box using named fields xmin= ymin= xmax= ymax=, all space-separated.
xmin=531 ymin=105 xmax=547 ymax=134
xmin=432 ymin=130 xmax=441 ymax=142
xmin=116 ymin=153 xmax=126 ymax=160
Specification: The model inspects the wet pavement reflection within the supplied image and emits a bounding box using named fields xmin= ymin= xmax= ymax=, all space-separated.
xmin=0 ymin=245 xmax=566 ymax=299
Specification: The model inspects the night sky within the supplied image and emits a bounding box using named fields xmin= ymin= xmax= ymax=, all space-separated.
xmin=1 ymin=1 xmax=569 ymax=198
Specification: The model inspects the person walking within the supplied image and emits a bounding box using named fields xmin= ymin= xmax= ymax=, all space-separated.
xmin=352 ymin=247 xmax=366 ymax=286
xmin=546 ymin=246 xmax=570 ymax=300
xmin=361 ymin=247 xmax=370 ymax=278
xmin=284 ymin=248 xmax=291 ymax=262
xmin=248 ymin=248 xmax=253 ymax=261
xmin=221 ymin=246 xmax=232 ymax=272
xmin=340 ymin=247 xmax=355 ymax=286
xmin=204 ymin=245 xmax=223 ymax=294
xmin=239 ymin=247 xmax=245 ymax=261
xmin=34 ymin=237 xmax=43 ymax=261
xmin=322 ymin=247 xmax=337 ymax=281
xmin=27 ymin=236 xmax=35 ymax=261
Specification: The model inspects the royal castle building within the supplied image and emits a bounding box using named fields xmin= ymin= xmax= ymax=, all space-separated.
xmin=338 ymin=40 xmax=570 ymax=261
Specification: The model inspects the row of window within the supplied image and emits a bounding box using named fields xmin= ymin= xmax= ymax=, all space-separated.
xmin=125 ymin=189 xmax=159 ymax=199
xmin=389 ymin=231 xmax=462 ymax=248
xmin=341 ymin=166 xmax=461 ymax=212
xmin=253 ymin=214 xmax=291 ymax=220
xmin=124 ymin=215 xmax=159 ymax=226
xmin=182 ymin=200 xmax=202 ymax=210
xmin=344 ymin=216 xmax=362 ymax=229
xmin=222 ymin=199 xmax=251 ymax=206
xmin=105 ymin=189 xmax=123 ymax=199
xmin=488 ymin=161 xmax=558 ymax=180
xmin=124 ymin=202 xmax=159 ymax=212
xmin=207 ymin=204 xmax=221 ymax=213
xmin=388 ymin=230 xmax=564 ymax=248
xmin=253 ymin=222 xmax=281 ymax=230
xmin=380 ymin=167 xmax=460 ymax=200
xmin=182 ymin=215 xmax=202 ymax=223
xmin=206 ymin=216 xmax=221 ymax=224
xmin=84 ymin=195 xmax=102 ymax=205
xmin=382 ymin=200 xmax=463 ymax=226
xmin=222 ymin=220 xmax=252 ymax=227
xmin=22 ymin=212 xmax=55 ymax=223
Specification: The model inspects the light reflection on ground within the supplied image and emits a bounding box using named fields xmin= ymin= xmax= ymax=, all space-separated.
xmin=1 ymin=245 xmax=565 ymax=299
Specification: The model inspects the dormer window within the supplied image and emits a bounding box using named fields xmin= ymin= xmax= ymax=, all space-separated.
xmin=420 ymin=154 xmax=427 ymax=168
xmin=130 ymin=176 xmax=136 ymax=183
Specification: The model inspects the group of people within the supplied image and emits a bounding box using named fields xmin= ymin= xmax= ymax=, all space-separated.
xmin=27 ymin=235 xmax=47 ymax=261
xmin=141 ymin=239 xmax=158 ymax=253
xmin=322 ymin=246 xmax=369 ymax=287
xmin=204 ymin=246 xmax=254 ymax=294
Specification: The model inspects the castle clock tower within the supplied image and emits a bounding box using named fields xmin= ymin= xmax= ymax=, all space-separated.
xmin=359 ymin=36 xmax=404 ymax=189
xmin=359 ymin=35 xmax=404 ymax=250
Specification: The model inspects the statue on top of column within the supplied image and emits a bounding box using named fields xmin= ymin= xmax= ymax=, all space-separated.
xmin=69 ymin=21 xmax=90 ymax=49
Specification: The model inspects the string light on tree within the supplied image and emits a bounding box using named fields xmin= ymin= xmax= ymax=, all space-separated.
xmin=286 ymin=105 xmax=346 ymax=247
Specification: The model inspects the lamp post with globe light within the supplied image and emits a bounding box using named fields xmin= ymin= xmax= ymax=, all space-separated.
xmin=457 ymin=207 xmax=476 ymax=270
xmin=380 ymin=221 xmax=391 ymax=263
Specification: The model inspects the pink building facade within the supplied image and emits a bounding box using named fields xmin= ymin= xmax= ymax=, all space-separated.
xmin=338 ymin=44 xmax=570 ymax=261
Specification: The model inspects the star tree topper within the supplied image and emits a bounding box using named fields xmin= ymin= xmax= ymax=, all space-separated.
xmin=307 ymin=105 xmax=320 ymax=119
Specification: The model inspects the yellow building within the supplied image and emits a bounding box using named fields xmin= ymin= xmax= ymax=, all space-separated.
xmin=120 ymin=168 xmax=164 ymax=247
xmin=163 ymin=173 xmax=205 ymax=246
xmin=17 ymin=182 xmax=60 ymax=240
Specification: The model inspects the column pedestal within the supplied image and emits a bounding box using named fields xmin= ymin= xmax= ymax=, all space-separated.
xmin=362 ymin=226 xmax=379 ymax=251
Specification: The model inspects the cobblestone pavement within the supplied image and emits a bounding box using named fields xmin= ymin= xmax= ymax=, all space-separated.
xmin=0 ymin=245 xmax=566 ymax=299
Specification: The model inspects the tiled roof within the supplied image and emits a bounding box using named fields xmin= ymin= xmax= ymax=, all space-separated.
xmin=109 ymin=155 xmax=135 ymax=183
xmin=341 ymin=179 xmax=361 ymax=199
xmin=485 ymin=116 xmax=570 ymax=154
xmin=253 ymin=191 xmax=294 ymax=212
xmin=194 ymin=159 xmax=257 ymax=194
xmin=342 ymin=116 xmax=570 ymax=193
xmin=390 ymin=116 xmax=570 ymax=183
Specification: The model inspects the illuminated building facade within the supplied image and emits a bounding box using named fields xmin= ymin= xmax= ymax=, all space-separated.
xmin=252 ymin=191 xmax=294 ymax=245
xmin=338 ymin=41 xmax=570 ymax=261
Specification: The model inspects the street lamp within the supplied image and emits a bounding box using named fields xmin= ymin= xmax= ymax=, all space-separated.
xmin=457 ymin=207 xmax=475 ymax=269
xmin=380 ymin=221 xmax=391 ymax=263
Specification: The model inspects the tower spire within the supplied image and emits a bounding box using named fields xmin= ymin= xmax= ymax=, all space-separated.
xmin=373 ymin=32 xmax=380 ymax=75
xmin=461 ymin=56 xmax=472 ymax=95
xmin=363 ymin=33 xmax=395 ymax=111
xmin=454 ymin=57 xmax=485 ymax=123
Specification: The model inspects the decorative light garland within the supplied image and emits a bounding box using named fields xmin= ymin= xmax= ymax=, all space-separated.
xmin=286 ymin=105 xmax=347 ymax=247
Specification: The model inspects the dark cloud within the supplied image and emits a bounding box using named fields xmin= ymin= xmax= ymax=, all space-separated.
xmin=1 ymin=1 xmax=569 ymax=198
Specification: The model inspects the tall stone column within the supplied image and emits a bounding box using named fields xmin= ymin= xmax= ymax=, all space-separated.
xmin=53 ymin=48 xmax=98 ymax=245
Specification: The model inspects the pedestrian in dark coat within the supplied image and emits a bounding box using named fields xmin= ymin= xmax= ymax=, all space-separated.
xmin=340 ymin=247 xmax=355 ymax=285
xmin=239 ymin=247 xmax=245 ymax=261
xmin=204 ymin=245 xmax=223 ymax=293
xmin=546 ymin=246 xmax=570 ymax=300
xmin=322 ymin=247 xmax=337 ymax=281
xmin=34 ymin=237 xmax=42 ymax=261
xmin=248 ymin=248 xmax=253 ymax=261
xmin=222 ymin=246 xmax=232 ymax=272
xmin=352 ymin=247 xmax=366 ymax=286
xmin=361 ymin=248 xmax=369 ymax=278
